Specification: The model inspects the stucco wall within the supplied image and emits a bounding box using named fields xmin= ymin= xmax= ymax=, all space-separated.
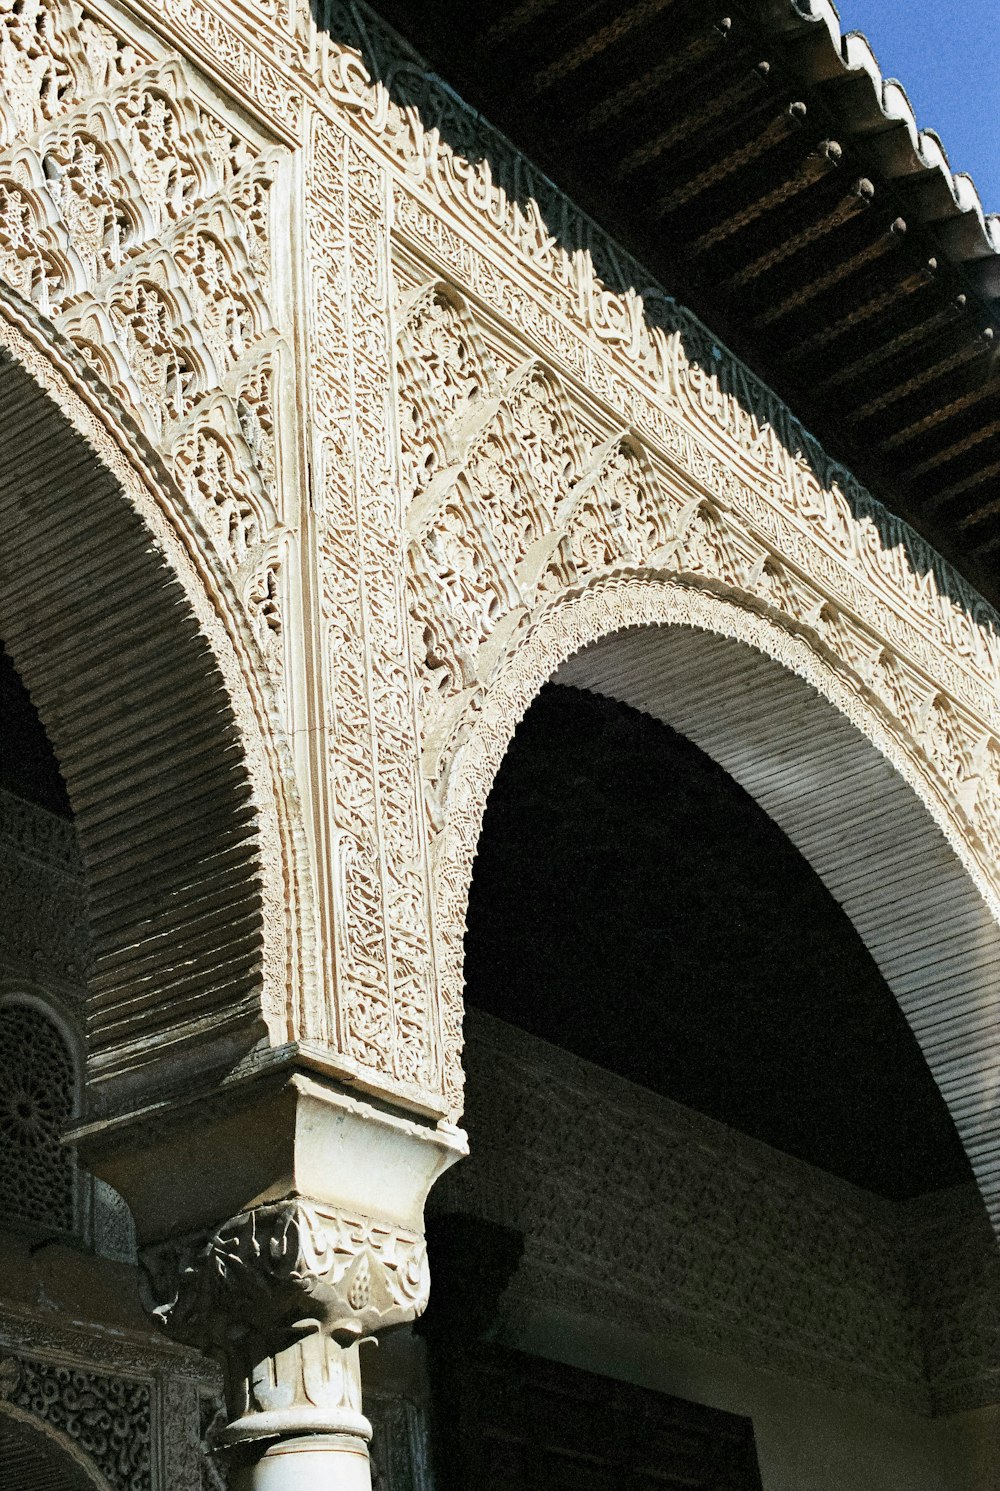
xmin=431 ymin=1011 xmax=1000 ymax=1490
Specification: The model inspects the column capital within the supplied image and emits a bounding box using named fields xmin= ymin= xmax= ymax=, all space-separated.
xmin=77 ymin=1063 xmax=466 ymax=1478
xmin=143 ymin=1198 xmax=431 ymax=1446
xmin=145 ymin=1198 xmax=431 ymax=1350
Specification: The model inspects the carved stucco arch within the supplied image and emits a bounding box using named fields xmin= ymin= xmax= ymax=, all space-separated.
xmin=435 ymin=574 xmax=1000 ymax=1225
xmin=0 ymin=1400 xmax=114 ymax=1491
xmin=0 ymin=283 xmax=312 ymax=1121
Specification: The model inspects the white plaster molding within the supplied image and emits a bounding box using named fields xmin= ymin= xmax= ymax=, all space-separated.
xmin=432 ymin=578 xmax=1000 ymax=1225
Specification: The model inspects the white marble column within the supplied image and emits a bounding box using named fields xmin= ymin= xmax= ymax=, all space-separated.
xmin=234 ymin=1435 xmax=374 ymax=1490
xmin=83 ymin=1070 xmax=466 ymax=1490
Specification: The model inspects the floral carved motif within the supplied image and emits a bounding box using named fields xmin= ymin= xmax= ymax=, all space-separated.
xmin=3 ymin=0 xmax=1000 ymax=1134
xmin=389 ymin=266 xmax=1000 ymax=1117
xmin=144 ymin=1200 xmax=429 ymax=1445
xmin=0 ymin=10 xmax=289 ymax=683
xmin=144 ymin=1201 xmax=429 ymax=1346
xmin=307 ymin=117 xmax=439 ymax=1091
xmin=0 ymin=1352 xmax=152 ymax=1490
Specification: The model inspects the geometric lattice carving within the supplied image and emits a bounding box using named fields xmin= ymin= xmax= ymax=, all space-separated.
xmin=0 ymin=1352 xmax=151 ymax=1491
xmin=0 ymin=1003 xmax=75 ymax=1234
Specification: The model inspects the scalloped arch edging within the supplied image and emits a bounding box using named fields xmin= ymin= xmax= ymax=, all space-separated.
xmin=434 ymin=574 xmax=1000 ymax=1226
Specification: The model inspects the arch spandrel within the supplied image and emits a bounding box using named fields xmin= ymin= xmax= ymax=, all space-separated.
xmin=390 ymin=254 xmax=1000 ymax=1157
xmin=429 ymin=578 xmax=1000 ymax=1227
xmin=2 ymin=0 xmax=999 ymax=1147
xmin=0 ymin=286 xmax=308 ymax=1125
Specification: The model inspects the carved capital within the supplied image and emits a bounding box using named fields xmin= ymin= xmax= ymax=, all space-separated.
xmin=143 ymin=1199 xmax=430 ymax=1446
xmin=89 ymin=1068 xmax=464 ymax=1462
xmin=143 ymin=1199 xmax=430 ymax=1347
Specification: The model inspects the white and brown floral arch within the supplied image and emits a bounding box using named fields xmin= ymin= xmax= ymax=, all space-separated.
xmin=0 ymin=282 xmax=311 ymax=1125
xmin=396 ymin=278 xmax=1000 ymax=1222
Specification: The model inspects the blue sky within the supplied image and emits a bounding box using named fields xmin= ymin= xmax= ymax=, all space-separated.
xmin=833 ymin=1 xmax=999 ymax=211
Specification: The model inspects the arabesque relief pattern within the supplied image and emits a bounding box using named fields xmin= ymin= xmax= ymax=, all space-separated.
xmin=0 ymin=0 xmax=291 ymax=686
xmin=0 ymin=1352 xmax=152 ymax=1489
xmin=392 ymin=257 xmax=1000 ymax=1116
xmin=314 ymin=0 xmax=1000 ymax=1117
xmin=307 ymin=118 xmax=440 ymax=1091
xmin=2 ymin=0 xmax=1000 ymax=1126
xmin=0 ymin=1306 xmax=221 ymax=1491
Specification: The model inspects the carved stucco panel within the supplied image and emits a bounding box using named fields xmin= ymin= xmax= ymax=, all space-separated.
xmin=3 ymin=0 xmax=1000 ymax=1125
xmin=0 ymin=9 xmax=297 ymax=707
xmin=390 ymin=193 xmax=1000 ymax=720
xmin=0 ymin=1305 xmax=220 ymax=1491
xmin=87 ymin=0 xmax=1000 ymax=720
xmin=380 ymin=229 xmax=1000 ymax=1127
xmin=307 ymin=111 xmax=440 ymax=1093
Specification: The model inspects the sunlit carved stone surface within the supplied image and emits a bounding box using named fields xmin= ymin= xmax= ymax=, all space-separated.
xmin=0 ymin=0 xmax=999 ymax=1485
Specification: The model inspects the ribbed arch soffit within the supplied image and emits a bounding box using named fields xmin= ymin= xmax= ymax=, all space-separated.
xmin=435 ymin=582 xmax=1000 ymax=1228
xmin=0 ymin=291 xmax=297 ymax=1119
xmin=557 ymin=627 xmax=1000 ymax=1190
xmin=0 ymin=1404 xmax=111 ymax=1491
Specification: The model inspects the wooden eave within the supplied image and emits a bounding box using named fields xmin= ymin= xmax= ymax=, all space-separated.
xmin=367 ymin=0 xmax=1000 ymax=606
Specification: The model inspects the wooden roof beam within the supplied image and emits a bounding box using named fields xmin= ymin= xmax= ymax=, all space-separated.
xmin=785 ymin=262 xmax=942 ymax=370
xmin=620 ymin=59 xmax=775 ymax=176
xmin=922 ymin=456 xmax=1000 ymax=517
xmin=882 ymin=366 xmax=1000 ymax=458
xmin=722 ymin=175 xmax=873 ymax=292
xmin=656 ymin=100 xmax=808 ymax=219
xmin=847 ymin=331 xmax=995 ymax=431
xmin=676 ymin=135 xmax=842 ymax=255
xmin=802 ymin=277 xmax=957 ymax=382
xmin=958 ymin=490 xmax=1000 ymax=535
xmin=584 ymin=13 xmax=735 ymax=132
xmin=751 ymin=214 xmax=907 ymax=329
xmin=899 ymin=411 xmax=1000 ymax=482
xmin=479 ymin=0 xmax=589 ymax=51
xmin=528 ymin=0 xmax=689 ymax=96
xmin=968 ymin=531 xmax=1000 ymax=562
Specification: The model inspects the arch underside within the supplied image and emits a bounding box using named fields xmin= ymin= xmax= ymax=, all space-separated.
xmin=0 ymin=1406 xmax=111 ymax=1491
xmin=0 ymin=330 xmax=270 ymax=1117
xmin=556 ymin=624 xmax=1000 ymax=1220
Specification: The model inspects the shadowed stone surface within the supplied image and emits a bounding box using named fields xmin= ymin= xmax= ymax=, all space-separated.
xmin=465 ymin=682 xmax=972 ymax=1200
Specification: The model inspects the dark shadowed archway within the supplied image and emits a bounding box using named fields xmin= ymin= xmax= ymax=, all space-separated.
xmin=466 ymin=681 xmax=973 ymax=1200
xmin=436 ymin=582 xmax=1000 ymax=1227
xmin=0 ymin=291 xmax=288 ymax=1125
xmin=0 ymin=1404 xmax=113 ymax=1491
